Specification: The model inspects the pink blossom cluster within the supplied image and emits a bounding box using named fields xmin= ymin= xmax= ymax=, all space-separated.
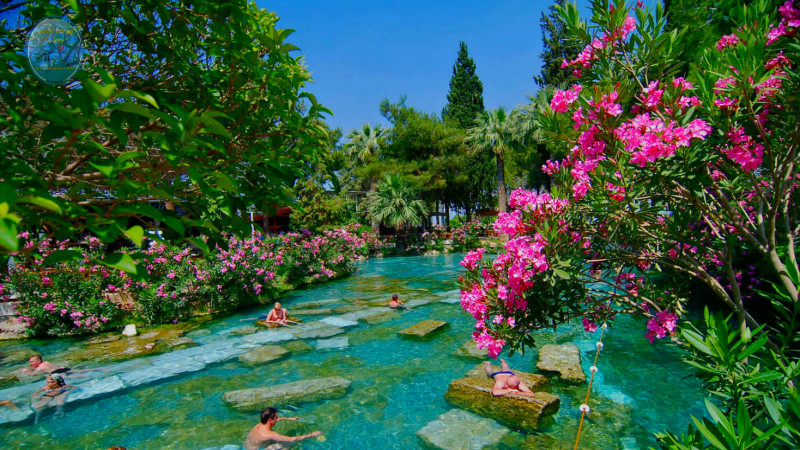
xmin=550 ymin=85 xmax=582 ymax=113
xmin=615 ymin=113 xmax=712 ymax=168
xmin=720 ymin=127 xmax=764 ymax=172
xmin=768 ymin=1 xmax=800 ymax=44
xmin=645 ymin=310 xmax=678 ymax=343
xmin=716 ymin=33 xmax=740 ymax=51
xmin=460 ymin=248 xmax=486 ymax=271
xmin=561 ymin=15 xmax=637 ymax=78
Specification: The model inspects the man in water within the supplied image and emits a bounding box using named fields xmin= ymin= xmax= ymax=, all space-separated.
xmin=485 ymin=359 xmax=536 ymax=397
xmin=22 ymin=355 xmax=68 ymax=375
xmin=388 ymin=294 xmax=405 ymax=309
xmin=244 ymin=407 xmax=321 ymax=450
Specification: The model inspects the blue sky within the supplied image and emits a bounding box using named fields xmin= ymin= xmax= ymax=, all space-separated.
xmin=259 ymin=0 xmax=598 ymax=135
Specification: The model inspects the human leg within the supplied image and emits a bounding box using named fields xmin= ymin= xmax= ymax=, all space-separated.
xmin=500 ymin=358 xmax=510 ymax=372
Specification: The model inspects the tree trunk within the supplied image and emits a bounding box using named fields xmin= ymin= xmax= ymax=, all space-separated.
xmin=369 ymin=177 xmax=379 ymax=233
xmin=466 ymin=205 xmax=472 ymax=223
xmin=496 ymin=153 xmax=507 ymax=214
xmin=445 ymin=201 xmax=450 ymax=227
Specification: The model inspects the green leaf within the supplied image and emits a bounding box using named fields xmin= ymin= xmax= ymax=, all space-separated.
xmin=110 ymin=102 xmax=153 ymax=119
xmin=682 ymin=329 xmax=714 ymax=356
xmin=102 ymin=253 xmax=138 ymax=274
xmin=41 ymin=250 xmax=82 ymax=266
xmin=211 ymin=171 xmax=239 ymax=194
xmin=88 ymin=161 xmax=115 ymax=178
xmin=124 ymin=226 xmax=144 ymax=247
xmin=18 ymin=195 xmax=62 ymax=214
xmin=84 ymin=79 xmax=116 ymax=104
xmin=0 ymin=219 xmax=19 ymax=252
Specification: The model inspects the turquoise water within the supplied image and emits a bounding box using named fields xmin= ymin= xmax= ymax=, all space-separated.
xmin=0 ymin=254 xmax=705 ymax=449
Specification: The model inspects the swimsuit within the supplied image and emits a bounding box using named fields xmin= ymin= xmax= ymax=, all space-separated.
xmin=490 ymin=371 xmax=514 ymax=377
xmin=51 ymin=367 xmax=71 ymax=374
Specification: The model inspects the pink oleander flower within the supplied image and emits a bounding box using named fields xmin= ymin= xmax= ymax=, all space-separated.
xmin=550 ymin=84 xmax=582 ymax=113
xmin=460 ymin=248 xmax=487 ymax=271
xmin=473 ymin=330 xmax=506 ymax=359
xmin=582 ymin=317 xmax=598 ymax=333
xmin=716 ymin=33 xmax=740 ymax=51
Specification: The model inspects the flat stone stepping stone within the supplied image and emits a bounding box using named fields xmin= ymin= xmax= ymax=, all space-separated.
xmin=453 ymin=340 xmax=489 ymax=359
xmin=417 ymin=409 xmax=509 ymax=450
xmin=290 ymin=322 xmax=345 ymax=339
xmin=239 ymin=345 xmax=290 ymax=365
xmin=439 ymin=296 xmax=461 ymax=304
xmin=314 ymin=337 xmax=349 ymax=351
xmin=292 ymin=308 xmax=333 ymax=316
xmin=398 ymin=320 xmax=449 ymax=338
xmin=119 ymin=359 xmax=207 ymax=388
xmin=241 ymin=330 xmax=294 ymax=345
xmin=338 ymin=307 xmax=392 ymax=322
xmin=536 ymin=343 xmax=586 ymax=383
xmin=404 ymin=299 xmax=435 ymax=308
xmin=333 ymin=305 xmax=364 ymax=314
xmin=86 ymin=333 xmax=122 ymax=345
xmin=223 ymin=376 xmax=351 ymax=411
xmin=230 ymin=327 xmax=260 ymax=336
xmin=320 ymin=317 xmax=359 ymax=328
xmin=362 ymin=310 xmax=398 ymax=325
xmin=68 ymin=375 xmax=125 ymax=402
xmin=445 ymin=364 xmax=559 ymax=431
xmin=283 ymin=340 xmax=313 ymax=355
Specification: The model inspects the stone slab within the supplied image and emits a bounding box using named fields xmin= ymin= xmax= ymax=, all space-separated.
xmin=417 ymin=408 xmax=509 ymax=450
xmin=453 ymin=340 xmax=489 ymax=359
xmin=537 ymin=343 xmax=586 ymax=383
xmin=314 ymin=337 xmax=349 ymax=351
xmin=239 ymin=345 xmax=290 ymax=366
xmin=320 ymin=317 xmax=359 ymax=328
xmin=292 ymin=308 xmax=333 ymax=316
xmin=445 ymin=366 xmax=559 ymax=431
xmin=283 ymin=340 xmax=313 ymax=355
xmin=398 ymin=320 xmax=449 ymax=338
xmin=68 ymin=375 xmax=125 ymax=402
xmin=289 ymin=322 xmax=344 ymax=340
xmin=241 ymin=331 xmax=294 ymax=345
xmin=223 ymin=376 xmax=351 ymax=411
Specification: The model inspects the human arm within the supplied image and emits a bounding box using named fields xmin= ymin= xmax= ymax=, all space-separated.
xmin=277 ymin=416 xmax=299 ymax=421
xmin=268 ymin=430 xmax=322 ymax=442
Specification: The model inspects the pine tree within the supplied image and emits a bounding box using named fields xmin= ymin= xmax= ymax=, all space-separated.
xmin=534 ymin=0 xmax=578 ymax=88
xmin=442 ymin=42 xmax=495 ymax=220
xmin=442 ymin=42 xmax=485 ymax=130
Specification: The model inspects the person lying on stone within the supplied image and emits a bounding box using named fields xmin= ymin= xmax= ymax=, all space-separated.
xmin=388 ymin=294 xmax=406 ymax=309
xmin=244 ymin=407 xmax=322 ymax=450
xmin=485 ymin=359 xmax=536 ymax=397
xmin=32 ymin=373 xmax=76 ymax=423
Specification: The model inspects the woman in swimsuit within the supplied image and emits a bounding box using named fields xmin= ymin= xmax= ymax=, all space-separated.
xmin=32 ymin=373 xmax=76 ymax=423
xmin=264 ymin=302 xmax=291 ymax=326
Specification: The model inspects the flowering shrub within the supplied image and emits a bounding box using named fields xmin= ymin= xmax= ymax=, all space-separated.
xmin=7 ymin=226 xmax=374 ymax=336
xmin=460 ymin=0 xmax=800 ymax=357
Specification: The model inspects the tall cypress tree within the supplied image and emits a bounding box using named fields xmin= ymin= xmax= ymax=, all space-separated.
xmin=442 ymin=42 xmax=495 ymax=220
xmin=534 ymin=0 xmax=578 ymax=88
xmin=443 ymin=42 xmax=485 ymax=130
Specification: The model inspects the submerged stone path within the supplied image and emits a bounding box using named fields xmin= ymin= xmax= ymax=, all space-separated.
xmin=0 ymin=290 xmax=458 ymax=426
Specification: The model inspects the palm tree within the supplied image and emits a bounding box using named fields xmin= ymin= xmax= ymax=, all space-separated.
xmin=466 ymin=107 xmax=524 ymax=214
xmin=366 ymin=174 xmax=429 ymax=232
xmin=344 ymin=123 xmax=385 ymax=231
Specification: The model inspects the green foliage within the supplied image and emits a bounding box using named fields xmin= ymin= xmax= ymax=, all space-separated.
xmin=534 ymin=0 xmax=580 ymax=87
xmin=664 ymin=0 xmax=756 ymax=72
xmin=290 ymin=177 xmax=354 ymax=232
xmin=442 ymin=42 xmax=485 ymax=130
xmin=366 ymin=174 xmax=429 ymax=231
xmin=0 ymin=0 xmax=330 ymax=272
xmin=656 ymin=311 xmax=800 ymax=449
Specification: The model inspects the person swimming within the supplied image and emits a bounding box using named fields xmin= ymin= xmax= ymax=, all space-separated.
xmin=244 ymin=407 xmax=322 ymax=450
xmin=388 ymin=294 xmax=405 ymax=309
xmin=32 ymin=373 xmax=76 ymax=423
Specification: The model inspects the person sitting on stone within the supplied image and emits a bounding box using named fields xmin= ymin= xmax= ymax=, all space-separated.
xmin=484 ymin=359 xmax=536 ymax=397
xmin=244 ymin=407 xmax=322 ymax=450
xmin=262 ymin=302 xmax=295 ymax=327
xmin=388 ymin=294 xmax=405 ymax=309
xmin=32 ymin=373 xmax=76 ymax=423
